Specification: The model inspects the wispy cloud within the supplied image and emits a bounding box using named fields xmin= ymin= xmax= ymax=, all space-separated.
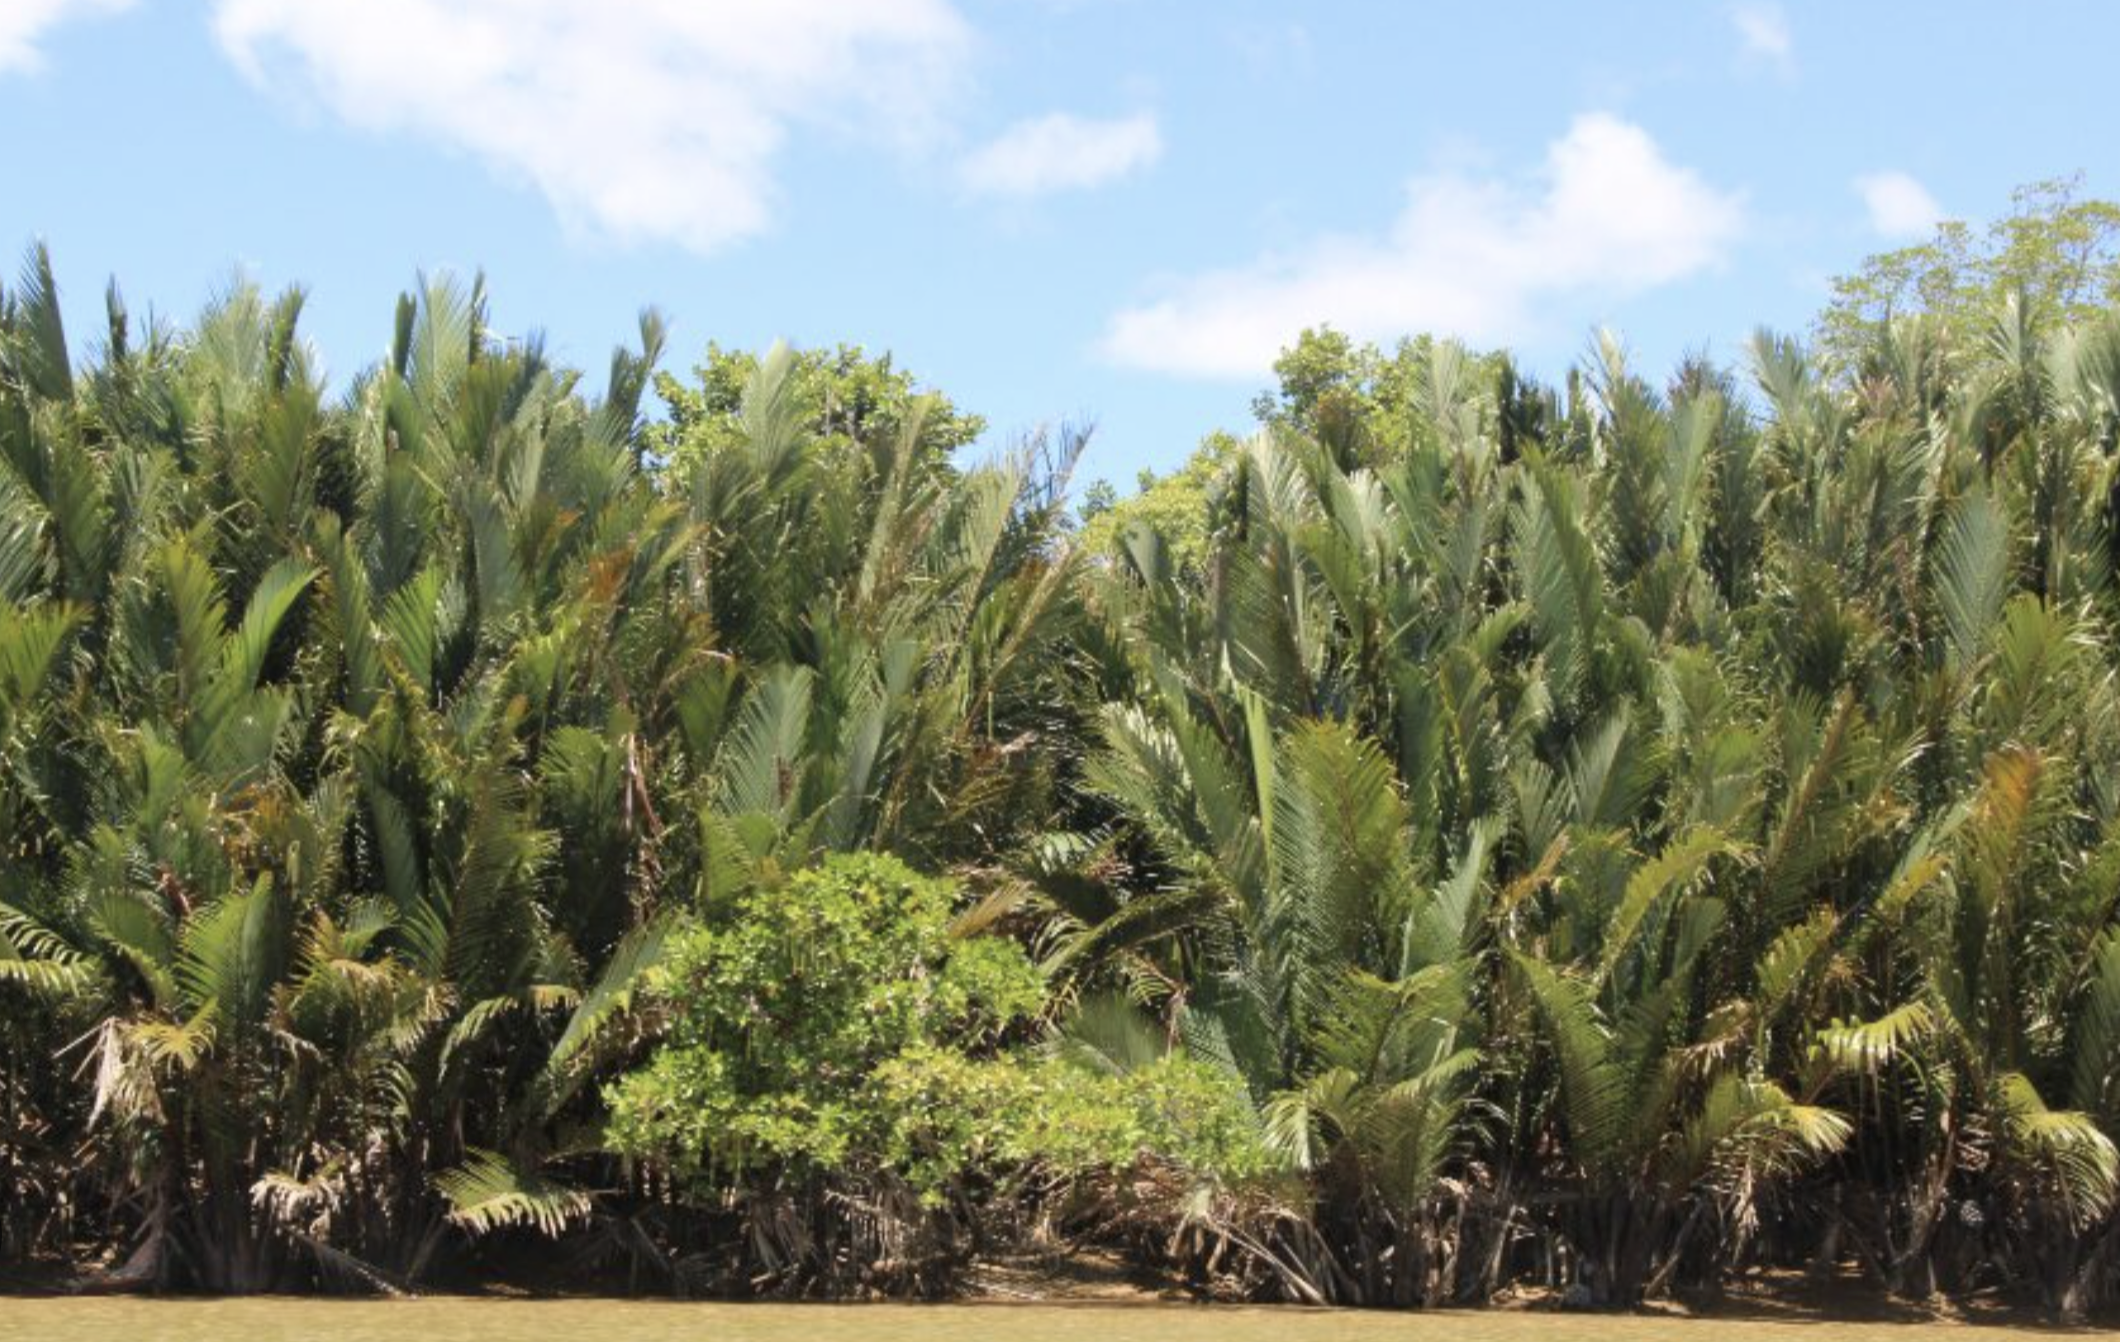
xmin=1227 ymin=20 xmax=1313 ymax=77
xmin=0 ymin=0 xmax=136 ymax=73
xmin=1854 ymin=171 xmax=1944 ymax=239
xmin=960 ymin=111 xmax=1162 ymax=199
xmin=1101 ymin=113 xmax=1744 ymax=379
xmin=1730 ymin=3 xmax=1794 ymax=73
xmin=211 ymin=0 xmax=972 ymax=253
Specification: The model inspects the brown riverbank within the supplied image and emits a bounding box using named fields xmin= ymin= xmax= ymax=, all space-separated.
xmin=5 ymin=1251 xmax=2110 ymax=1331
xmin=0 ymin=1296 xmax=2106 ymax=1342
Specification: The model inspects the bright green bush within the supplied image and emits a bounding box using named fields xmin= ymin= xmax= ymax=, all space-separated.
xmin=875 ymin=1047 xmax=1272 ymax=1196
xmin=606 ymin=852 xmax=1263 ymax=1198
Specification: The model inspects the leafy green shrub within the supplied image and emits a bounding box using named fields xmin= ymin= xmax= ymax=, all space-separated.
xmin=875 ymin=1047 xmax=1273 ymax=1197
xmin=606 ymin=852 xmax=1263 ymax=1199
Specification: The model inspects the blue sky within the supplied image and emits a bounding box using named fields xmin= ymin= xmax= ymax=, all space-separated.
xmin=2 ymin=0 xmax=2115 ymax=485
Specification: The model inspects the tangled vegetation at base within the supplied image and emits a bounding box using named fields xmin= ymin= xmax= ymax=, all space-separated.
xmin=4 ymin=184 xmax=2120 ymax=1318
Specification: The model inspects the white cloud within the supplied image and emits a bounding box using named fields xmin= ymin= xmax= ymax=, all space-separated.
xmin=1731 ymin=3 xmax=1794 ymax=71
xmin=211 ymin=0 xmax=971 ymax=253
xmin=960 ymin=112 xmax=1162 ymax=199
xmin=0 ymin=0 xmax=136 ymax=73
xmin=1855 ymin=170 xmax=1943 ymax=239
xmin=1101 ymin=113 xmax=1744 ymax=380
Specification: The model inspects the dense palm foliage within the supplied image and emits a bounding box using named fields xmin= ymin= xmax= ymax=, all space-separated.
xmin=4 ymin=243 xmax=2120 ymax=1318
xmin=0 ymin=247 xmax=1085 ymax=1292
xmin=1055 ymin=319 xmax=2120 ymax=1316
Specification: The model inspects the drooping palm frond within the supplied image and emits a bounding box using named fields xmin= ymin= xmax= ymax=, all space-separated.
xmin=1597 ymin=826 xmax=1743 ymax=987
xmin=1663 ymin=1073 xmax=1851 ymax=1196
xmin=435 ymin=1148 xmax=593 ymax=1238
xmin=1998 ymin=1071 xmax=2119 ymax=1228
xmin=0 ymin=901 xmax=92 ymax=996
xmin=1810 ymin=1000 xmax=1937 ymax=1076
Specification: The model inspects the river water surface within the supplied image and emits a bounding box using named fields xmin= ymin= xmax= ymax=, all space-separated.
xmin=0 ymin=1300 xmax=2057 ymax=1341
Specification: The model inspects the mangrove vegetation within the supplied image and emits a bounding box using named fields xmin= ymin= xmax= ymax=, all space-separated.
xmin=5 ymin=186 xmax=2120 ymax=1319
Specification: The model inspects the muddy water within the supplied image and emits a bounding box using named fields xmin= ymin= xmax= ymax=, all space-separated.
xmin=0 ymin=1299 xmax=2052 ymax=1342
